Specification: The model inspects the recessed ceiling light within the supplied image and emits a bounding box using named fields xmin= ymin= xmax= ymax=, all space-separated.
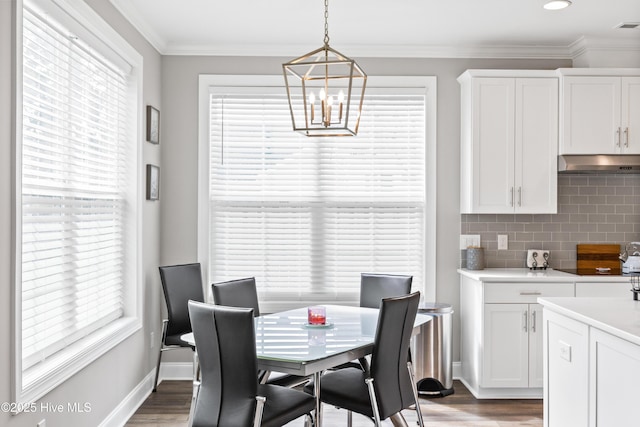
xmin=544 ymin=0 xmax=572 ymax=10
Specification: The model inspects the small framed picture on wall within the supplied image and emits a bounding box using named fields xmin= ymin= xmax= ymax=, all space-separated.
xmin=146 ymin=105 xmax=160 ymax=144
xmin=146 ymin=164 xmax=159 ymax=200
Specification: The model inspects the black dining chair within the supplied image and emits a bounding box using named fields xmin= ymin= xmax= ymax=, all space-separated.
xmin=211 ymin=277 xmax=309 ymax=387
xmin=187 ymin=300 xmax=316 ymax=427
xmin=360 ymin=273 xmax=413 ymax=309
xmin=154 ymin=263 xmax=204 ymax=392
xmin=212 ymin=277 xmax=261 ymax=315
xmin=348 ymin=273 xmax=413 ymax=372
xmin=304 ymin=291 xmax=425 ymax=427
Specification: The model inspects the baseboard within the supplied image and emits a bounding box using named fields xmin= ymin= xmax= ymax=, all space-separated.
xmin=98 ymin=370 xmax=154 ymax=427
xmin=452 ymin=361 xmax=462 ymax=380
xmin=158 ymin=362 xmax=194 ymax=381
xmin=161 ymin=361 xmax=457 ymax=383
xmin=162 ymin=361 xmax=461 ymax=383
xmin=457 ymin=375 xmax=542 ymax=399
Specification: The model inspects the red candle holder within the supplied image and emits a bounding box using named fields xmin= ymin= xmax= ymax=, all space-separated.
xmin=307 ymin=306 xmax=326 ymax=325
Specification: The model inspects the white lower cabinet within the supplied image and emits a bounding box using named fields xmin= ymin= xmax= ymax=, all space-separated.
xmin=483 ymin=303 xmax=544 ymax=388
xmin=460 ymin=277 xmax=573 ymax=398
xmin=544 ymin=310 xmax=589 ymax=427
xmin=589 ymin=328 xmax=640 ymax=427
xmin=544 ymin=303 xmax=640 ymax=427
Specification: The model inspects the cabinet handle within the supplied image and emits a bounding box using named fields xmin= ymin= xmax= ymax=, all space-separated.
xmin=625 ymin=127 xmax=629 ymax=148
xmin=519 ymin=291 xmax=542 ymax=296
xmin=617 ymin=127 xmax=621 ymax=147
xmin=531 ymin=311 xmax=537 ymax=333
xmin=518 ymin=187 xmax=522 ymax=207
xmin=523 ymin=310 xmax=528 ymax=332
xmin=510 ymin=187 xmax=514 ymax=207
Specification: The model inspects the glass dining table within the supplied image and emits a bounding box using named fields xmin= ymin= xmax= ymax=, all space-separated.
xmin=182 ymin=304 xmax=431 ymax=427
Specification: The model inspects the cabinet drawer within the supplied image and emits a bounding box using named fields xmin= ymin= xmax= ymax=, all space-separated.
xmin=575 ymin=282 xmax=631 ymax=298
xmin=484 ymin=282 xmax=574 ymax=303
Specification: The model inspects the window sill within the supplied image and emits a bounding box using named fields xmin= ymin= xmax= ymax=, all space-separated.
xmin=15 ymin=317 xmax=141 ymax=408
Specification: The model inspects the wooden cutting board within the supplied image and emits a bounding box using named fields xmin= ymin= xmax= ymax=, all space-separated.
xmin=576 ymin=244 xmax=622 ymax=271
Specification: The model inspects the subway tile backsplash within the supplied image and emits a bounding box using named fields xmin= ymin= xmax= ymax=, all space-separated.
xmin=461 ymin=174 xmax=640 ymax=269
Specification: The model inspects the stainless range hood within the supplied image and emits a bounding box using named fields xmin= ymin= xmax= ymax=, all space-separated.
xmin=558 ymin=155 xmax=640 ymax=173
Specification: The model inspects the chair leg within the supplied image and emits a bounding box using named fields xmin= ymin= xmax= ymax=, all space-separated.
xmin=406 ymin=361 xmax=425 ymax=427
xmin=253 ymin=396 xmax=266 ymax=427
xmin=305 ymin=413 xmax=315 ymax=427
xmin=365 ymin=377 xmax=382 ymax=426
xmin=389 ymin=412 xmax=409 ymax=427
xmin=153 ymin=348 xmax=163 ymax=392
xmin=187 ymin=349 xmax=200 ymax=427
xmin=153 ymin=320 xmax=169 ymax=392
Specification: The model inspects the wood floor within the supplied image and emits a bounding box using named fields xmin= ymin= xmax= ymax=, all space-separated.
xmin=126 ymin=380 xmax=542 ymax=427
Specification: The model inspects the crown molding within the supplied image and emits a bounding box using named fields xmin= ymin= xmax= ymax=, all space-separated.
xmin=110 ymin=0 xmax=167 ymax=53
xmin=569 ymin=36 xmax=640 ymax=67
xmin=569 ymin=35 xmax=640 ymax=57
xmin=159 ymin=42 xmax=573 ymax=59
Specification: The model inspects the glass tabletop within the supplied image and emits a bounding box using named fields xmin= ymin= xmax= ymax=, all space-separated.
xmin=181 ymin=304 xmax=430 ymax=375
xmin=255 ymin=305 xmax=380 ymax=363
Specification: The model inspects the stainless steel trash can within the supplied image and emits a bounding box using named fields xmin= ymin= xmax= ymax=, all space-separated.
xmin=411 ymin=302 xmax=454 ymax=397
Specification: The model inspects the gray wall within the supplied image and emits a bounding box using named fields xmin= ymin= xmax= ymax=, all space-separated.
xmin=1 ymin=1 xmax=163 ymax=426
xmin=160 ymin=56 xmax=572 ymax=365
xmin=461 ymin=174 xmax=640 ymax=269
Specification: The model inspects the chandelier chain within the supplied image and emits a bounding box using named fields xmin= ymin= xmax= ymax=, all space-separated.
xmin=323 ymin=0 xmax=329 ymax=46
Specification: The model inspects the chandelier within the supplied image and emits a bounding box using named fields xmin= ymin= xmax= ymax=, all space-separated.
xmin=282 ymin=0 xmax=367 ymax=137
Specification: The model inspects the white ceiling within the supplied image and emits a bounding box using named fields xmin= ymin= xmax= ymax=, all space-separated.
xmin=110 ymin=0 xmax=640 ymax=58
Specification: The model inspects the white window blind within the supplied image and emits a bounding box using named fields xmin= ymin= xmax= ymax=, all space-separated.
xmin=208 ymin=88 xmax=426 ymax=311
xmin=20 ymin=4 xmax=130 ymax=382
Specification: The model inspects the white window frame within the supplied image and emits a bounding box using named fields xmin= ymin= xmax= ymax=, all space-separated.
xmin=197 ymin=75 xmax=437 ymax=305
xmin=12 ymin=0 xmax=143 ymax=405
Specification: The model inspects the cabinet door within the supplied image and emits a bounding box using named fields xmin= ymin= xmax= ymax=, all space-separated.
xmin=528 ymin=303 xmax=544 ymax=388
xmin=561 ymin=76 xmax=621 ymax=154
xmin=545 ymin=310 xmax=589 ymax=427
xmin=470 ymin=78 xmax=515 ymax=213
xmin=590 ymin=328 xmax=640 ymax=427
xmin=483 ymin=303 xmax=529 ymax=387
xmin=515 ymin=79 xmax=558 ymax=213
xmin=621 ymin=77 xmax=640 ymax=154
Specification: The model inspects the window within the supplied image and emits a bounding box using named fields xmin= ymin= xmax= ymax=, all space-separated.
xmin=14 ymin=0 xmax=141 ymax=403
xmin=198 ymin=76 xmax=436 ymax=312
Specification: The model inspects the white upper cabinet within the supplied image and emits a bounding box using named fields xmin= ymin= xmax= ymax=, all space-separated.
xmin=459 ymin=70 xmax=558 ymax=214
xmin=560 ymin=71 xmax=640 ymax=154
xmin=622 ymin=77 xmax=640 ymax=153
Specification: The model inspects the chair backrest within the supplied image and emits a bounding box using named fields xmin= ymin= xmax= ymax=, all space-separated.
xmin=188 ymin=301 xmax=258 ymax=427
xmin=211 ymin=277 xmax=261 ymax=317
xmin=159 ymin=263 xmax=205 ymax=336
xmin=370 ymin=291 xmax=420 ymax=420
xmin=359 ymin=273 xmax=413 ymax=309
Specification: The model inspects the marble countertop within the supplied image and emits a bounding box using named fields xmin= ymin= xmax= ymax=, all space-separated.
xmin=539 ymin=297 xmax=640 ymax=346
xmin=458 ymin=268 xmax=632 ymax=283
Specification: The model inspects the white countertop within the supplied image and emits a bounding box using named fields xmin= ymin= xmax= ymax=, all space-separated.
xmin=458 ymin=268 xmax=632 ymax=283
xmin=539 ymin=297 xmax=640 ymax=346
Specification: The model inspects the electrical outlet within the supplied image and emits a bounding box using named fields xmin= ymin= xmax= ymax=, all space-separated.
xmin=460 ymin=234 xmax=481 ymax=250
xmin=559 ymin=341 xmax=572 ymax=362
xmin=37 ymin=419 xmax=46 ymax=427
xmin=498 ymin=234 xmax=508 ymax=250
